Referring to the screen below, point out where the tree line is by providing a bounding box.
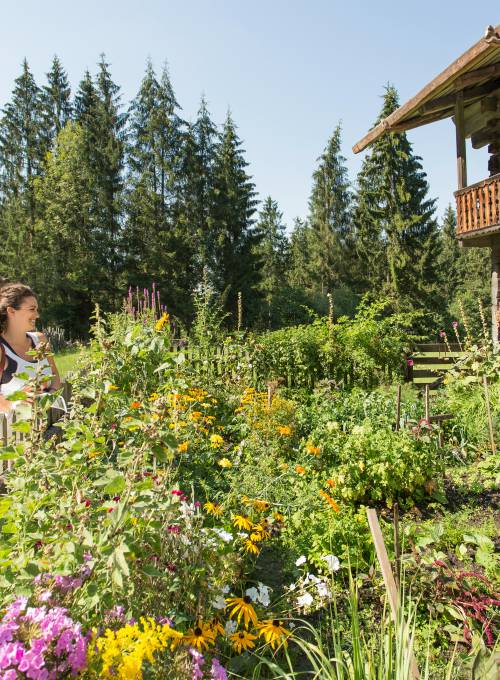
[0,56,489,336]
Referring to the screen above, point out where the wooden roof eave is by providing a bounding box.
[353,24,500,154]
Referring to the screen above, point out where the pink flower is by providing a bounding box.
[407,359,414,367]
[439,330,445,338]
[171,490,184,496]
[452,321,458,328]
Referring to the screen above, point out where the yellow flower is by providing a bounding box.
[107,384,119,392]
[277,425,292,436]
[251,523,271,540]
[182,621,216,651]
[204,501,223,517]
[233,515,252,531]
[155,312,169,332]
[190,411,203,420]
[325,478,336,488]
[210,434,224,448]
[130,401,141,410]
[209,617,225,637]
[273,511,285,522]
[230,629,257,653]
[226,596,259,628]
[295,465,306,475]
[244,539,260,555]
[306,443,321,455]
[149,392,159,401]
[257,619,290,650]
[177,441,189,453]
[218,458,232,468]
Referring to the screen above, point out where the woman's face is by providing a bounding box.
[7,296,39,333]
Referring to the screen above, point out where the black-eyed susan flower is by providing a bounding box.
[233,515,252,531]
[306,443,321,455]
[295,465,306,475]
[177,441,189,453]
[208,617,225,637]
[226,596,259,628]
[253,499,271,512]
[182,622,216,651]
[256,619,290,650]
[204,501,223,517]
[244,540,260,555]
[230,629,257,653]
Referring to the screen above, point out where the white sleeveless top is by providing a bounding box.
[0,332,52,397]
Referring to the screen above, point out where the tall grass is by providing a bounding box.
[243,575,471,680]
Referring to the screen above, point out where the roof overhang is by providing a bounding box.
[353,24,500,154]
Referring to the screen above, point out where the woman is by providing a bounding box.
[0,282,61,414]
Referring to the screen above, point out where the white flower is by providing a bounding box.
[304,573,320,584]
[321,554,340,572]
[222,584,230,594]
[297,592,314,608]
[212,595,227,610]
[316,581,331,599]
[245,587,259,602]
[288,582,296,591]
[212,528,233,543]
[257,583,271,607]
[295,555,307,566]
[224,620,238,635]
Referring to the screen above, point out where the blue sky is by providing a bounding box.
[0,1,495,229]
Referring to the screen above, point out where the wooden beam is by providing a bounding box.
[420,78,500,115]
[455,91,467,189]
[471,119,500,149]
[454,62,500,89]
[492,244,500,347]
[353,25,500,153]
[482,96,498,113]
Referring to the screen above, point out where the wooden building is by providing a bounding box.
[353,24,500,343]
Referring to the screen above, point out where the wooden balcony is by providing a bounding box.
[455,174,500,239]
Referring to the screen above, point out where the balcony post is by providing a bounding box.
[455,91,467,189]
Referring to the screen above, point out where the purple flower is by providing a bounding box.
[189,647,204,680]
[211,658,229,680]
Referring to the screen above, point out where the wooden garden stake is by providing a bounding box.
[367,508,420,679]
[395,385,402,431]
[424,385,430,422]
[393,502,401,587]
[483,375,497,455]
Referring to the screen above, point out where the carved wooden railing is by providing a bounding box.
[455,173,500,236]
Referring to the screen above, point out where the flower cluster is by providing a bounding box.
[0,597,87,679]
[89,617,182,679]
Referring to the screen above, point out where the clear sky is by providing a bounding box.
[0,1,496,229]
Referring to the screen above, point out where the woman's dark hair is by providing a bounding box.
[0,283,37,333]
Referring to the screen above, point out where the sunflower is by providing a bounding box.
[182,622,216,651]
[233,515,252,531]
[204,501,223,517]
[257,619,290,650]
[230,629,257,653]
[226,596,259,628]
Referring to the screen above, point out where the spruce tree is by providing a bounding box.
[41,56,72,144]
[0,59,46,245]
[308,124,351,293]
[124,61,190,314]
[210,112,259,322]
[352,85,442,319]
[253,196,289,327]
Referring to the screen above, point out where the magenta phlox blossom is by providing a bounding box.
[189,647,204,680]
[0,603,87,678]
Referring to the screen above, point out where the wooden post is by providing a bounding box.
[483,375,497,455]
[367,508,420,679]
[424,385,430,422]
[455,91,467,189]
[395,385,402,432]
